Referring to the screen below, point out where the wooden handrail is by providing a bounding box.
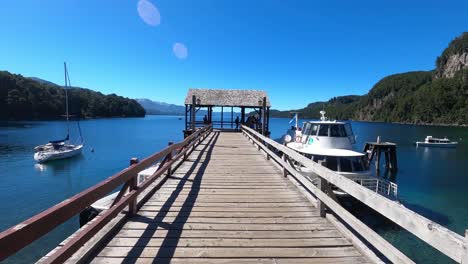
[0,125,212,262]
[241,125,467,263]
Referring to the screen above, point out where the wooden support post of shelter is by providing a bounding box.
[184,88,271,136]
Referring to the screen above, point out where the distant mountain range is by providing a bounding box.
[136,99,186,115]
[273,32,468,126]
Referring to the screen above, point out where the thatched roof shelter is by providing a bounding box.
[184,89,271,107]
[184,88,271,137]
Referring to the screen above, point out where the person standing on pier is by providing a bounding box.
[235,116,240,130]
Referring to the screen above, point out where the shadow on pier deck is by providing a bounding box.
[89,131,369,263]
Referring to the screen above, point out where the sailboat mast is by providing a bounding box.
[64,62,70,140]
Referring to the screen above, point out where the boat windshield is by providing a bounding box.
[330,124,347,137]
[302,123,319,136]
[318,124,329,136]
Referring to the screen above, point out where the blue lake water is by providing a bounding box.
[1,115,467,263]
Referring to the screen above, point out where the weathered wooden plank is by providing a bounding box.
[105,237,352,247]
[158,185,290,189]
[138,206,315,213]
[97,246,362,258]
[151,194,302,200]
[127,216,323,224]
[142,201,312,207]
[162,182,288,187]
[136,211,320,218]
[122,222,334,231]
[154,190,300,195]
[90,257,370,264]
[114,229,344,239]
[142,197,308,203]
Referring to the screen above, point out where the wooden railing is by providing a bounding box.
[0,125,212,263]
[241,125,468,264]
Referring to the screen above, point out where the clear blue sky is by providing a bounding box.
[1,0,467,110]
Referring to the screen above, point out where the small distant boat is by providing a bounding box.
[34,63,84,163]
[416,136,457,148]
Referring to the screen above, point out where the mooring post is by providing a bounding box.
[391,146,398,170]
[384,150,390,169]
[167,141,173,177]
[318,177,327,217]
[128,157,139,216]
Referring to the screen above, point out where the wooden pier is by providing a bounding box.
[0,89,467,263]
[88,131,369,263]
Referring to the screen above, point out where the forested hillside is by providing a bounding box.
[1,71,145,120]
[274,32,468,126]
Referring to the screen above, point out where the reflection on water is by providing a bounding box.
[34,163,47,172]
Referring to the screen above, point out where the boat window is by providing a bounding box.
[344,123,356,144]
[310,124,319,136]
[325,156,338,171]
[302,123,311,135]
[330,124,346,137]
[318,124,329,136]
[313,155,325,163]
[339,157,353,172]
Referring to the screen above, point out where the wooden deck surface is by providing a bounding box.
[90,132,370,263]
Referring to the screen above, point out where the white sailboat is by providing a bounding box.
[34,63,84,163]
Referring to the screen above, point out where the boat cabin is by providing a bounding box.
[425,136,450,143]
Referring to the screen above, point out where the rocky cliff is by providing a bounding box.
[435,32,468,78]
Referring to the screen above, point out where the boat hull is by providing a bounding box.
[416,142,457,148]
[34,145,83,163]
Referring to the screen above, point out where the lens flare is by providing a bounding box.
[173,42,188,59]
[137,0,161,26]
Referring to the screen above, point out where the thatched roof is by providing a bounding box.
[184,89,271,107]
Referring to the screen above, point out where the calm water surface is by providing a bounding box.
[1,116,467,263]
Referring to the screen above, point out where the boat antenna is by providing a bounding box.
[64,62,70,143]
[320,110,327,121]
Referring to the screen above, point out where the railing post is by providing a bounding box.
[282,153,288,177]
[462,230,468,263]
[266,142,270,160]
[167,142,173,177]
[318,177,328,218]
[128,158,139,216]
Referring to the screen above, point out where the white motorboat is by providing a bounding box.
[284,111,370,176]
[283,111,397,199]
[34,63,84,163]
[416,136,458,148]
